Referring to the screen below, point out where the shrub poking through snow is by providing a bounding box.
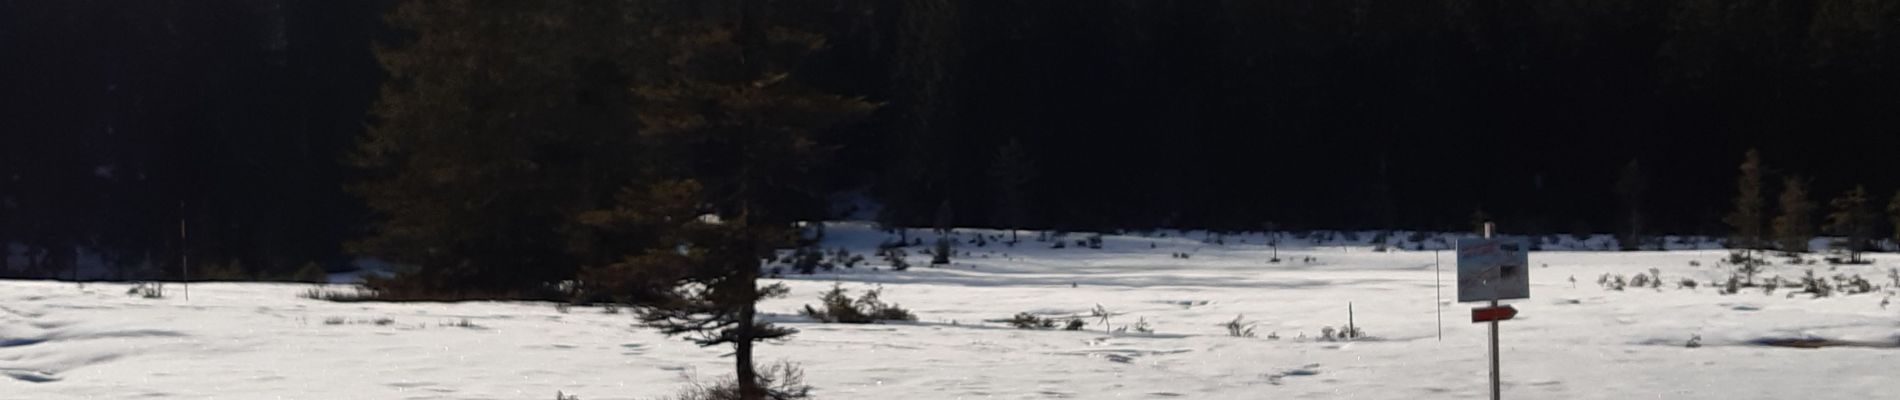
[800,284,914,323]
[853,287,915,322]
[1338,324,1365,340]
[1801,270,1834,298]
[1686,334,1703,348]
[1062,318,1086,331]
[997,312,1100,331]
[788,246,826,274]
[1723,275,1742,294]
[127,282,164,298]
[832,248,864,269]
[1006,312,1058,329]
[300,285,386,302]
[1629,273,1652,289]
[304,286,362,301]
[878,248,911,271]
[1842,274,1877,295]
[1678,278,1699,290]
[660,360,811,400]
[1225,314,1257,338]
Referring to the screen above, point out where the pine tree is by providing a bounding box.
[1613,159,1646,250]
[585,2,876,399]
[1771,176,1815,253]
[1824,185,1877,263]
[1722,149,1765,256]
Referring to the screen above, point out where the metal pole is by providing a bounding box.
[1435,249,1442,341]
[1484,222,1498,400]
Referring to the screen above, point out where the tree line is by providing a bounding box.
[1720,149,1895,264]
[7,0,1900,280]
[0,0,380,280]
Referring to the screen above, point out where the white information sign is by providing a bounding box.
[1456,237,1530,303]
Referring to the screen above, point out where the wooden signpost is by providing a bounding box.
[1458,222,1528,400]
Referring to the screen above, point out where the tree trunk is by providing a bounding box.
[735,299,761,400]
[733,1,766,397]
[733,226,764,399]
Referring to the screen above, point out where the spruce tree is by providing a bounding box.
[1824,185,1877,263]
[1613,159,1646,250]
[1889,190,1900,248]
[931,200,953,264]
[989,138,1035,244]
[878,0,964,240]
[584,2,876,398]
[1771,176,1815,253]
[1722,149,1765,257]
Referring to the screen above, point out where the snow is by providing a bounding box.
[3,222,1897,399]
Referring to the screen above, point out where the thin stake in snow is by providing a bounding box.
[180,200,189,301]
[1348,302,1355,341]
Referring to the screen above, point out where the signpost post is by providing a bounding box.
[1458,222,1529,400]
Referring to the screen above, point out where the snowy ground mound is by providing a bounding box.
[4,222,1897,399]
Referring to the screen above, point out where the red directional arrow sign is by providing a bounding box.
[1471,305,1517,323]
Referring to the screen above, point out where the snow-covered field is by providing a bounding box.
[4,223,1898,399]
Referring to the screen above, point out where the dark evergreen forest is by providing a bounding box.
[6,0,1900,280]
